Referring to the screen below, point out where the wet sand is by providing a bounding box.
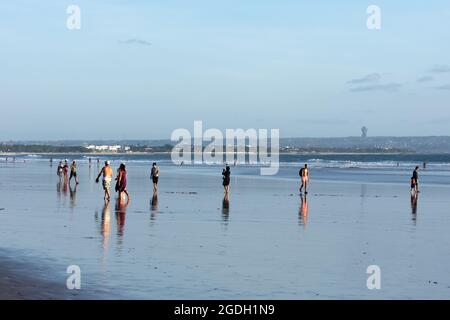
[0,249,90,299]
[1,161,450,299]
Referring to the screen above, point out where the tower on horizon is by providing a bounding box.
[361,126,368,138]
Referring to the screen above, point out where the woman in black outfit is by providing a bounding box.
[222,165,231,194]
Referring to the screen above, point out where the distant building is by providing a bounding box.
[361,126,368,138]
[86,145,124,152]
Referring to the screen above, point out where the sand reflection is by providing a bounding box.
[222,194,230,225]
[115,197,129,240]
[101,202,111,251]
[298,194,309,227]
[69,184,77,209]
[150,191,158,222]
[410,192,418,223]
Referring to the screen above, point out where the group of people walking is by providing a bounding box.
[94,161,160,203]
[55,158,423,206]
[57,159,79,185]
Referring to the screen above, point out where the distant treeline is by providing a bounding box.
[0,144,91,153]
[129,144,173,152]
[281,147,415,154]
[0,144,414,154]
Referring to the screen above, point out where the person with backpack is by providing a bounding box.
[299,164,309,194]
[222,165,231,194]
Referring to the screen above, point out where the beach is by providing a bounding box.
[1,156,450,299]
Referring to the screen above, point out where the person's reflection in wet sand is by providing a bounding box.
[298,194,309,227]
[222,193,230,225]
[62,178,69,195]
[69,184,77,209]
[101,201,111,252]
[57,181,62,195]
[115,196,130,241]
[410,191,418,223]
[150,191,158,222]
[56,181,63,206]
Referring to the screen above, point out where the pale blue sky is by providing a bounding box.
[1,0,449,140]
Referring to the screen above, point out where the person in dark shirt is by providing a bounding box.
[69,160,79,185]
[411,166,420,193]
[222,166,231,194]
[151,162,160,193]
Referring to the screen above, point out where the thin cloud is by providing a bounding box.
[434,84,450,90]
[417,76,434,83]
[347,73,381,84]
[424,116,450,125]
[294,118,352,125]
[430,64,450,73]
[119,38,152,46]
[350,83,402,92]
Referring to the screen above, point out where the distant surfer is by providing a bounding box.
[299,164,309,194]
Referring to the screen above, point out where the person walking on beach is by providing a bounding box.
[96,161,113,201]
[222,165,231,194]
[150,162,160,193]
[69,160,79,185]
[299,164,309,194]
[57,161,63,180]
[62,159,69,183]
[411,166,420,193]
[115,163,130,201]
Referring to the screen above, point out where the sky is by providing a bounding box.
[1,0,450,140]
